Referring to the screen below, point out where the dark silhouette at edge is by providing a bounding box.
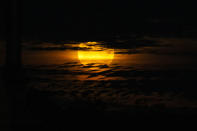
[2,0,25,130]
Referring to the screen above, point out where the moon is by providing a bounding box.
[78,42,114,65]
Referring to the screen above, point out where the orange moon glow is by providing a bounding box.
[78,42,114,65]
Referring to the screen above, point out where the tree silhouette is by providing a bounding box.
[6,0,21,68]
[5,0,23,129]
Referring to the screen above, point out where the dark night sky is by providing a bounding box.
[1,0,197,39]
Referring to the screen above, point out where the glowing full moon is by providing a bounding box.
[78,42,114,65]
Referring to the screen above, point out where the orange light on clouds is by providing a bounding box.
[78,42,114,65]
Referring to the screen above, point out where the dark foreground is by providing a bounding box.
[17,87,197,130]
[1,71,197,130]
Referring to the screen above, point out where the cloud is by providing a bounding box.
[23,37,160,52]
